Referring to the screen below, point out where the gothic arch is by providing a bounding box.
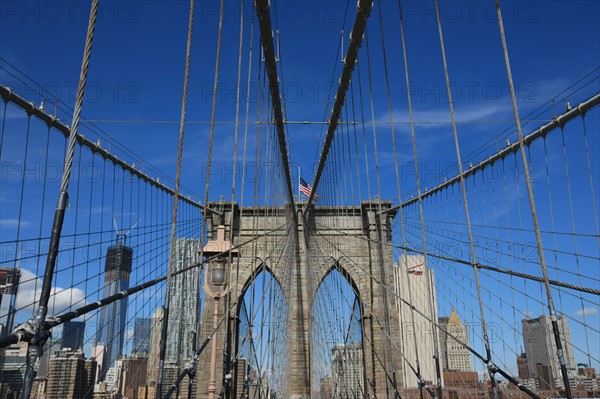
[233,261,290,397]
[311,259,367,398]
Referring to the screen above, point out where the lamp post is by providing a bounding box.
[203,225,238,399]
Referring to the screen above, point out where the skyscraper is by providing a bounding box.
[121,355,149,398]
[146,307,164,386]
[438,307,473,372]
[46,349,96,398]
[61,320,85,350]
[105,358,124,393]
[0,267,21,389]
[522,315,576,388]
[0,267,21,338]
[160,363,180,397]
[94,239,133,381]
[132,317,151,355]
[165,238,201,365]
[331,343,364,397]
[393,254,441,388]
[37,338,62,378]
[234,358,248,399]
[0,343,27,396]
[517,352,529,379]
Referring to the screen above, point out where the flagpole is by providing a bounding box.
[298,166,301,201]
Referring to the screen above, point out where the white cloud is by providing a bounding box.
[0,219,29,228]
[382,101,508,126]
[15,268,87,317]
[575,308,598,317]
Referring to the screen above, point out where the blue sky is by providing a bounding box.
[1,0,599,383]
[1,0,598,200]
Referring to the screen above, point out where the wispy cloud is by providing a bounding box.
[375,76,574,133]
[0,218,29,228]
[575,308,598,317]
[379,101,508,126]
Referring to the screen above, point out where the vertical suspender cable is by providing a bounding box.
[223,1,245,397]
[156,0,195,396]
[580,114,600,250]
[18,1,99,397]
[308,0,374,208]
[0,115,30,385]
[196,0,225,398]
[377,0,429,394]
[255,0,296,211]
[495,1,572,397]
[433,1,498,398]
[396,0,444,396]
[0,101,7,159]
[364,29,394,396]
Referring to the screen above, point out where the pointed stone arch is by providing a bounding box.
[311,259,368,398]
[196,201,402,399]
[233,262,290,398]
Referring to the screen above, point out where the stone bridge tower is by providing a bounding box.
[195,201,401,398]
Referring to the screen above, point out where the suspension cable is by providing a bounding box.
[19,1,99,396]
[496,1,573,396]
[156,0,196,395]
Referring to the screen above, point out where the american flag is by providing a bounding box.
[300,177,319,201]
